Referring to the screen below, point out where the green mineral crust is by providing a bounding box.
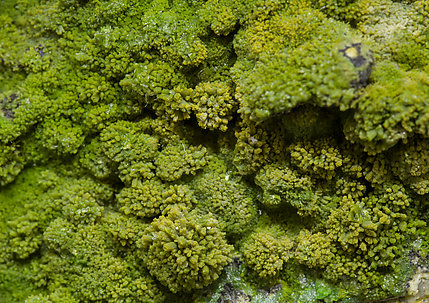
[0,0,428,302]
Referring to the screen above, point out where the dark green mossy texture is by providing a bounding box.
[0,0,428,302]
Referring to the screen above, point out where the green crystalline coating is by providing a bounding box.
[0,0,428,302]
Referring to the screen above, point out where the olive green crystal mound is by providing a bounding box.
[138,206,233,293]
[0,0,428,302]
